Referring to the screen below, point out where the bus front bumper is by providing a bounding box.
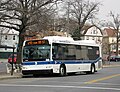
[22,69,53,75]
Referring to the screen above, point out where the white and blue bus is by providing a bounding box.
[21,36,102,76]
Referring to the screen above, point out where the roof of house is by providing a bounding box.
[0,29,19,35]
[82,25,103,35]
[103,28,116,37]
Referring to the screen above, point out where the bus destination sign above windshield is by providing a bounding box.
[25,40,48,45]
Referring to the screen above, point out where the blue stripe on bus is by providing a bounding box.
[22,57,101,65]
[22,61,55,65]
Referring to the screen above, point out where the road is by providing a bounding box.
[0,63,120,92]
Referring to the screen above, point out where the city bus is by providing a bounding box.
[21,36,102,76]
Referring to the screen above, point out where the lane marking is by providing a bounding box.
[0,84,120,91]
[85,74,120,84]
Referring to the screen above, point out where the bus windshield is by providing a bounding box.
[23,45,50,61]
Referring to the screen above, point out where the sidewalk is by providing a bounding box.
[103,61,120,68]
[0,72,22,80]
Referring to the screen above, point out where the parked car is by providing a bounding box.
[110,55,120,62]
[8,54,17,64]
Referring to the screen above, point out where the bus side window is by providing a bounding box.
[52,49,57,60]
[56,47,63,60]
[52,46,61,60]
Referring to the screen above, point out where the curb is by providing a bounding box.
[103,64,120,68]
[0,73,22,80]
[0,76,22,80]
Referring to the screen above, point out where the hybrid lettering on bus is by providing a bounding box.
[21,36,102,76]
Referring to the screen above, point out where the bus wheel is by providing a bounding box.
[86,64,95,74]
[59,65,66,76]
[90,64,95,74]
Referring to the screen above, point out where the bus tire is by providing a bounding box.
[59,65,66,77]
[86,64,95,74]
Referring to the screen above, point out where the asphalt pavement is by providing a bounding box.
[0,59,120,80]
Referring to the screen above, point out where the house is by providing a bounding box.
[102,28,118,55]
[81,25,103,44]
[0,29,19,58]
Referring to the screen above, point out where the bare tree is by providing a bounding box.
[108,11,120,56]
[0,0,60,64]
[63,0,100,39]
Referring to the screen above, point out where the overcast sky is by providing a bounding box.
[96,0,120,20]
[59,0,120,21]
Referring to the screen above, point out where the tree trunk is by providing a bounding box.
[116,29,119,56]
[17,32,25,64]
[116,36,119,56]
[78,23,83,40]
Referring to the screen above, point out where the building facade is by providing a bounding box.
[81,25,103,44]
[0,29,19,58]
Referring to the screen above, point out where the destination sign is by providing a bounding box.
[25,40,49,45]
